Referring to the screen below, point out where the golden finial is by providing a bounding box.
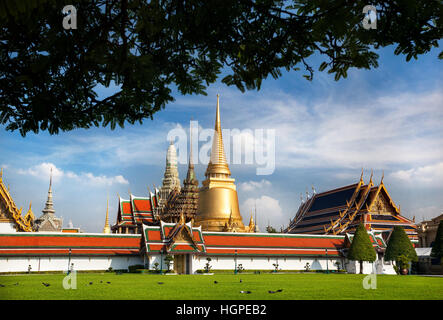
[0,167,3,180]
[249,212,254,226]
[179,209,185,225]
[381,170,384,184]
[103,195,111,234]
[369,169,373,184]
[360,168,364,182]
[216,94,221,132]
[205,94,230,176]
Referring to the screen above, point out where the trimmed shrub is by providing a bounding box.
[128,264,144,273]
[385,226,418,268]
[347,223,376,274]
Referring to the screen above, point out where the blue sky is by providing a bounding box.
[1,45,442,232]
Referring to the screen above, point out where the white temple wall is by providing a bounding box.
[191,255,345,273]
[146,254,166,270]
[1,254,397,274]
[0,223,16,233]
[0,256,144,273]
[344,258,397,275]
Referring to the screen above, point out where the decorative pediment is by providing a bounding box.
[369,188,398,215]
[142,219,205,254]
[0,170,34,232]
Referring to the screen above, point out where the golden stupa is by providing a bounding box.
[195,95,246,232]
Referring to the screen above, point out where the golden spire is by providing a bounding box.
[103,196,111,234]
[196,95,245,232]
[205,94,231,177]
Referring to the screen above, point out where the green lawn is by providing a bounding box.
[0,273,442,300]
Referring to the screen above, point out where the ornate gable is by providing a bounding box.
[142,218,205,254]
[368,186,398,215]
[0,169,34,232]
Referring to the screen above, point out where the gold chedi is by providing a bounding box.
[195,95,246,232]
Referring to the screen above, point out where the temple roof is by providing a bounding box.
[142,221,205,254]
[113,188,161,229]
[286,172,417,243]
[0,169,34,232]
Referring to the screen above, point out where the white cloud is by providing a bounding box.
[205,87,443,171]
[239,179,272,192]
[241,195,284,231]
[411,206,442,222]
[17,162,129,186]
[389,162,443,186]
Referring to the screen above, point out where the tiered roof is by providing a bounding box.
[286,172,417,243]
[141,220,345,257]
[344,231,387,251]
[0,224,346,259]
[142,219,205,254]
[113,189,161,230]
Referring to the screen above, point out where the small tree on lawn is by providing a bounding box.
[385,226,418,273]
[430,220,443,264]
[164,255,174,273]
[334,261,341,271]
[347,223,376,274]
[272,262,279,273]
[204,257,212,273]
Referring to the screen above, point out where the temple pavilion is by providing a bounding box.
[285,171,418,245]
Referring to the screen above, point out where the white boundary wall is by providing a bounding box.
[1,254,395,274]
[0,223,16,233]
[190,255,345,274]
[0,256,144,273]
